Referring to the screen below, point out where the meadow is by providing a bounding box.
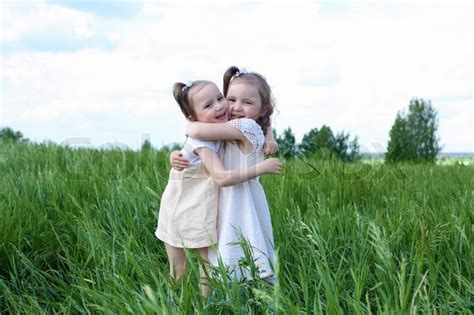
[0,142,472,314]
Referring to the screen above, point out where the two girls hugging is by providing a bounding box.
[155,66,281,296]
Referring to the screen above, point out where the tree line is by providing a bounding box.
[1,98,442,163]
[273,125,361,162]
[272,98,440,163]
[0,127,28,143]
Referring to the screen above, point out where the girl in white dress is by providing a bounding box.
[156,80,281,295]
[172,67,278,282]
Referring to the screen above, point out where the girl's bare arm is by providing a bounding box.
[263,126,279,156]
[187,122,245,142]
[196,147,281,187]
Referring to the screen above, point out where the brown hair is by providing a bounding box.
[172,80,211,121]
[223,66,274,135]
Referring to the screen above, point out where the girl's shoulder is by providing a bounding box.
[228,118,264,151]
[186,136,220,148]
[228,118,263,135]
[183,137,221,158]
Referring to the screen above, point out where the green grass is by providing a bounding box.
[1,142,472,313]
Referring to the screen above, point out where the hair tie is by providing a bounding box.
[231,67,248,82]
[236,67,248,77]
[181,80,194,92]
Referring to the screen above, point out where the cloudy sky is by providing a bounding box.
[1,0,472,152]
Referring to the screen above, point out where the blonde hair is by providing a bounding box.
[223,66,274,135]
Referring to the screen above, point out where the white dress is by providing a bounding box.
[209,118,275,281]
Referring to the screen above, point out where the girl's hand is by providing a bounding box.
[260,158,282,175]
[263,127,279,156]
[170,151,189,171]
[263,141,279,156]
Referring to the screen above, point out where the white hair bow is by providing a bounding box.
[181,80,194,92]
[236,67,248,76]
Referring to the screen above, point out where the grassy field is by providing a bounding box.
[0,142,472,314]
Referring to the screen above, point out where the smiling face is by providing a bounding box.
[189,82,229,123]
[226,82,263,121]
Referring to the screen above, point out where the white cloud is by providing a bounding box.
[1,1,95,42]
[1,1,472,152]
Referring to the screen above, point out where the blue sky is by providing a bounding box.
[1,0,473,152]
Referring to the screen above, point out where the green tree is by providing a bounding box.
[386,98,441,163]
[298,125,360,162]
[334,131,361,162]
[275,127,297,159]
[386,112,411,162]
[141,139,153,151]
[299,127,318,156]
[314,125,335,154]
[0,127,28,143]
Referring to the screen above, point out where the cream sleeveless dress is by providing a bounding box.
[209,118,275,281]
[155,138,221,248]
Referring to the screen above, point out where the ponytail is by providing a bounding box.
[223,66,240,96]
[172,82,196,120]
